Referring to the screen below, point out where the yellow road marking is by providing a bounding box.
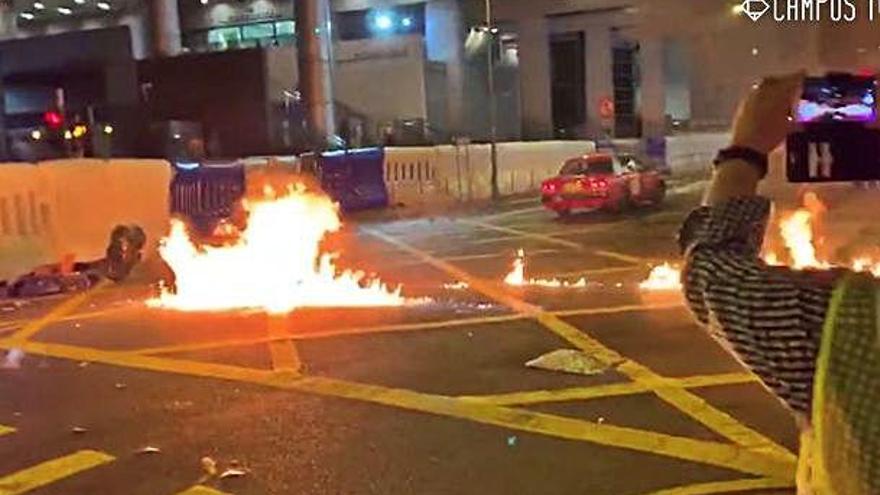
[459,372,757,406]
[175,486,230,495]
[365,228,797,472]
[436,248,560,263]
[0,306,132,334]
[267,315,301,375]
[546,265,644,278]
[0,425,15,437]
[643,477,795,495]
[0,449,114,495]
[128,303,682,358]
[594,249,650,265]
[130,313,526,356]
[7,280,110,343]
[457,218,583,249]
[0,337,789,479]
[553,302,684,318]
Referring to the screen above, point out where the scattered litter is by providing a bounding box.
[443,281,469,290]
[220,468,248,479]
[506,435,518,447]
[78,361,90,368]
[166,400,194,411]
[525,349,611,376]
[597,417,606,424]
[74,323,82,329]
[136,446,161,455]
[201,456,218,477]
[615,282,624,289]
[72,426,88,434]
[114,383,127,390]
[467,332,474,338]
[2,349,25,369]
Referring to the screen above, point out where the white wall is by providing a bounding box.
[334,36,429,128]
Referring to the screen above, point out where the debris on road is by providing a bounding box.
[525,349,610,376]
[136,446,162,455]
[114,382,127,390]
[443,281,469,290]
[78,361,90,368]
[506,436,518,447]
[597,417,606,424]
[72,426,88,434]
[1,348,25,370]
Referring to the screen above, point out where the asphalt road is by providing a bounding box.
[0,189,800,495]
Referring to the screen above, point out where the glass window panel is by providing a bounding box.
[242,22,275,41]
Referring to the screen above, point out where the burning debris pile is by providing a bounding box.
[149,184,406,313]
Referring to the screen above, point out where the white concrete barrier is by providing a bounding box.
[385,140,595,204]
[0,164,55,282]
[0,159,172,281]
[666,132,730,175]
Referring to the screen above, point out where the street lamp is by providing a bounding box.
[484,0,500,201]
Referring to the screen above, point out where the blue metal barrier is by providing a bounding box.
[318,148,389,212]
[170,162,245,235]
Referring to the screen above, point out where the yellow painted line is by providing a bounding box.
[545,265,644,278]
[365,228,797,471]
[436,248,560,263]
[0,306,131,334]
[130,313,526,356]
[553,302,685,318]
[7,280,110,343]
[459,372,757,406]
[175,486,230,495]
[0,449,114,495]
[457,218,583,249]
[594,249,651,265]
[643,477,795,495]
[267,315,301,375]
[0,424,15,437]
[0,338,789,479]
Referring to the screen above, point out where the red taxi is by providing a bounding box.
[541,153,666,217]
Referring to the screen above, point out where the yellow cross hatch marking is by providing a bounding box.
[0,449,114,495]
[365,227,797,475]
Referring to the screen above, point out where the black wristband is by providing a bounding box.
[713,146,768,179]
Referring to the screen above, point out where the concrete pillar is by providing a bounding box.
[585,26,613,139]
[296,0,336,147]
[0,2,17,41]
[639,36,666,139]
[149,0,182,57]
[425,0,464,135]
[516,17,553,139]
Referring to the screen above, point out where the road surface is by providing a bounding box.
[0,190,799,495]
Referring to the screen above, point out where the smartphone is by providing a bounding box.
[796,75,877,124]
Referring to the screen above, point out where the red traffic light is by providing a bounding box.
[43,110,64,129]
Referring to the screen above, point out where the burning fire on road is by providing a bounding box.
[149,184,406,313]
[639,191,880,292]
[504,249,588,288]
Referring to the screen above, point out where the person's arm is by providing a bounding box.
[680,72,834,416]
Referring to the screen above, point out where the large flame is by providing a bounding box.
[764,192,880,275]
[149,184,405,313]
[504,249,588,288]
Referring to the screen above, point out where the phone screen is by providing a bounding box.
[797,76,877,123]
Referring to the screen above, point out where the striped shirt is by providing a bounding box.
[679,197,837,414]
